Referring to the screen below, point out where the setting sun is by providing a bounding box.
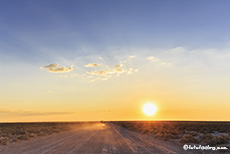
[142,103,157,116]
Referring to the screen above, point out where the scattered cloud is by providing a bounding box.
[57,73,79,78]
[87,70,109,76]
[114,68,124,73]
[0,109,74,116]
[39,47,230,87]
[84,63,101,68]
[146,56,159,62]
[115,64,123,68]
[126,68,134,75]
[120,55,136,64]
[86,62,137,82]
[86,71,94,75]
[146,56,172,68]
[41,64,73,73]
[43,54,139,82]
[97,70,109,76]
[120,60,127,64]
[129,55,136,59]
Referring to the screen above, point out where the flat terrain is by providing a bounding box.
[0,122,194,154]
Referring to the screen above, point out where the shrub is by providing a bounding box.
[180,134,199,143]
[200,134,217,145]
[28,133,37,138]
[156,132,164,138]
[37,131,47,136]
[0,137,9,145]
[17,134,29,140]
[216,135,229,144]
[12,137,18,142]
[188,131,198,136]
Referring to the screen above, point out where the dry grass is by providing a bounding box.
[180,134,199,143]
[0,122,87,146]
[112,121,230,146]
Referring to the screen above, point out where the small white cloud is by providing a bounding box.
[113,68,124,73]
[87,70,109,76]
[41,64,73,73]
[146,56,159,62]
[87,71,95,75]
[115,64,123,68]
[171,46,186,53]
[129,55,136,59]
[97,70,108,76]
[89,77,102,82]
[84,57,138,82]
[0,109,73,116]
[84,63,101,67]
[120,60,127,64]
[120,55,136,64]
[159,62,173,67]
[126,68,134,75]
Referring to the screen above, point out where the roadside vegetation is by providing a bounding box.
[0,122,87,146]
[112,121,230,150]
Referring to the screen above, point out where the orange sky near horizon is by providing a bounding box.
[1,54,230,122]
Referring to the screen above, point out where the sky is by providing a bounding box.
[0,0,230,122]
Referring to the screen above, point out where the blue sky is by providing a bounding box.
[1,0,230,63]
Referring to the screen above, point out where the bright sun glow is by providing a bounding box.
[142,103,157,116]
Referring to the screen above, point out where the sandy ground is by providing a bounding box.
[0,123,217,154]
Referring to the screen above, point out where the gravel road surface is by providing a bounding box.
[0,123,200,154]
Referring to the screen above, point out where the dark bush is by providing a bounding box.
[180,134,199,143]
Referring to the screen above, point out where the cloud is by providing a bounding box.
[41,64,73,73]
[146,56,159,62]
[50,54,138,81]
[126,68,134,75]
[119,55,136,64]
[146,56,172,67]
[0,109,74,116]
[89,77,102,82]
[129,55,136,59]
[87,70,109,76]
[115,64,123,68]
[97,70,108,76]
[114,68,124,73]
[86,71,95,75]
[85,62,137,82]
[84,63,101,67]
[120,60,127,63]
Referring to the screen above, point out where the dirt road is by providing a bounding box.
[0,123,194,154]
